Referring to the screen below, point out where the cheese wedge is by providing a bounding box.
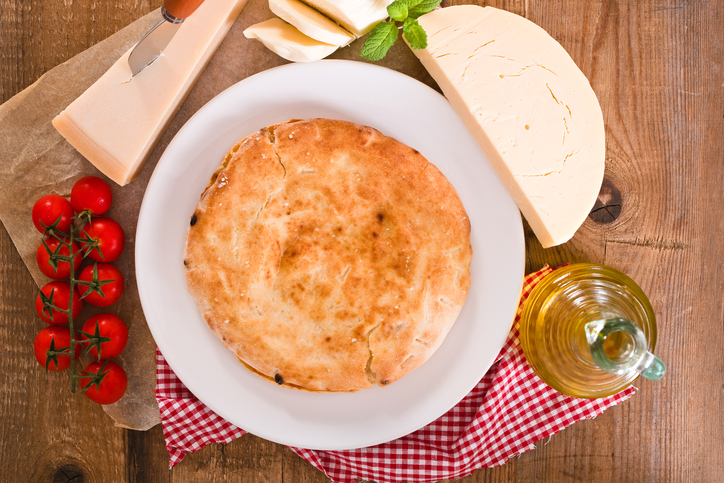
[244,18,338,63]
[269,0,355,46]
[411,6,606,248]
[52,0,248,186]
[300,0,392,36]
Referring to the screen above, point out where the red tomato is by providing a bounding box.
[79,217,125,262]
[77,264,124,307]
[34,326,81,371]
[35,281,82,324]
[81,313,128,359]
[36,237,82,279]
[71,176,113,216]
[31,195,74,234]
[80,360,127,404]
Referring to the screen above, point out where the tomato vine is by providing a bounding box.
[32,176,128,404]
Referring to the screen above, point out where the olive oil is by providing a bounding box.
[519,264,658,399]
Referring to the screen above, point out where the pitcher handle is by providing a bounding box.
[584,318,666,381]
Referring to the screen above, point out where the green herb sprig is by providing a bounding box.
[360,0,441,61]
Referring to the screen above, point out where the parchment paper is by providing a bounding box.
[0,0,437,430]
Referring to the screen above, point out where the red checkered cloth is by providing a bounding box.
[156,266,636,481]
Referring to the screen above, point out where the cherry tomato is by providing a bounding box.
[36,237,82,279]
[80,360,127,405]
[81,314,128,359]
[35,281,82,324]
[79,217,125,262]
[77,263,124,307]
[71,176,113,216]
[31,195,74,234]
[34,326,81,371]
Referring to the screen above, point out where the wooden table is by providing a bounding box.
[1,0,722,481]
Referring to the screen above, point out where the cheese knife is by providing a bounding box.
[128,0,207,75]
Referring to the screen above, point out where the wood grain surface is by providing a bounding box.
[1,0,722,482]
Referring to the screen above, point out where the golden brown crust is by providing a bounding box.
[184,119,472,392]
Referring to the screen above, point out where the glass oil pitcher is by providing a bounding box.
[519,263,666,399]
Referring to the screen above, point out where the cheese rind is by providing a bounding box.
[52,0,247,186]
[244,18,339,63]
[269,0,355,46]
[412,6,606,248]
[299,0,392,37]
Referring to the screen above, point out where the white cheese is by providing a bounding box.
[269,0,355,46]
[244,18,338,63]
[299,0,393,37]
[52,0,248,186]
[412,6,606,248]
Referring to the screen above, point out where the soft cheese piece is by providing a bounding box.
[52,0,248,186]
[270,0,356,46]
[300,0,392,36]
[412,6,605,248]
[244,18,338,62]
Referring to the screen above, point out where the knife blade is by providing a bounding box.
[128,0,207,76]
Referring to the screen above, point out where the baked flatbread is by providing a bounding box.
[184,119,472,391]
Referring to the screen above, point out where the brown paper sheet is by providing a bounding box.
[0,0,437,430]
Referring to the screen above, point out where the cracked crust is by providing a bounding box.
[184,119,472,392]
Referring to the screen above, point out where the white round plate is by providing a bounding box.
[136,60,524,450]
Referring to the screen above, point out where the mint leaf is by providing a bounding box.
[408,0,441,18]
[360,21,399,61]
[387,0,409,22]
[403,17,427,50]
[360,0,431,61]
[388,0,425,22]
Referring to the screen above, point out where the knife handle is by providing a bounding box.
[162,0,206,22]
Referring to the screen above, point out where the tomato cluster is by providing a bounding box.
[31,176,128,405]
